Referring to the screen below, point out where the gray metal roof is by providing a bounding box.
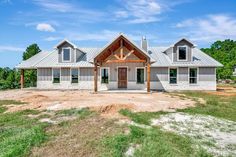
[149,47,223,67]
[16,39,223,69]
[15,51,50,69]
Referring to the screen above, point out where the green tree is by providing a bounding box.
[201,39,236,80]
[23,44,41,60]
[0,68,20,89]
[22,44,41,87]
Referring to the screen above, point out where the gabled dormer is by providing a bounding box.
[164,38,196,62]
[55,39,84,63]
[173,38,195,62]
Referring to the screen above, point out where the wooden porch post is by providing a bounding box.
[20,69,24,89]
[147,63,150,92]
[94,63,98,92]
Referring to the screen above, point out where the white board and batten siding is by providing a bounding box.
[37,68,94,90]
[150,67,216,91]
[37,66,217,91]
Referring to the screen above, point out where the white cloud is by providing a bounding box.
[175,14,236,42]
[114,0,162,24]
[0,46,24,52]
[175,19,194,28]
[114,0,191,24]
[44,36,61,41]
[33,0,73,12]
[36,23,55,32]
[32,0,106,23]
[114,11,129,18]
[68,30,124,41]
[61,29,159,44]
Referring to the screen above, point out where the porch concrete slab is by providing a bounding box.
[98,89,148,94]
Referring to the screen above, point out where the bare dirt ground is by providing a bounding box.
[152,113,236,157]
[0,89,195,117]
[210,86,236,96]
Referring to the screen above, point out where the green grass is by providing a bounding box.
[0,100,24,113]
[119,109,167,125]
[0,101,47,157]
[116,91,236,157]
[0,104,94,157]
[102,125,211,157]
[176,92,236,121]
[108,109,213,157]
[55,107,93,118]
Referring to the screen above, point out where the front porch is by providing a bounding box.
[93,34,151,93]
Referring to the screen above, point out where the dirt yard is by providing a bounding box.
[0,89,195,117]
[206,85,236,96]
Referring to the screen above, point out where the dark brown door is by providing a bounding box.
[118,68,127,88]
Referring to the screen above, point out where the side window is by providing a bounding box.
[136,68,144,84]
[71,68,79,83]
[189,68,198,84]
[178,46,187,61]
[101,68,109,84]
[53,69,60,83]
[62,48,71,62]
[169,68,177,84]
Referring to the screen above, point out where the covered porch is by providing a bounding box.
[93,34,151,93]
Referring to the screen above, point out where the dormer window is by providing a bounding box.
[177,46,187,61]
[62,48,71,62]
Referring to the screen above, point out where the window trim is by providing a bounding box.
[135,67,145,84]
[100,67,110,84]
[70,68,79,84]
[177,45,188,61]
[62,47,72,62]
[168,67,178,85]
[188,67,199,85]
[52,68,61,84]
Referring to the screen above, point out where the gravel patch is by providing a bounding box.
[151,113,236,157]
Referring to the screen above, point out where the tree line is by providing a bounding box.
[0,44,41,90]
[0,40,235,90]
[201,39,236,80]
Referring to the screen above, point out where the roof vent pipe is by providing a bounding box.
[141,36,148,52]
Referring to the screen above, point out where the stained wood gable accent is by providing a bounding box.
[94,35,150,65]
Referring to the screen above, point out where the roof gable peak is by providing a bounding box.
[54,39,78,49]
[171,38,197,47]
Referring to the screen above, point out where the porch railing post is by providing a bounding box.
[20,69,24,89]
[147,63,150,92]
[94,63,98,92]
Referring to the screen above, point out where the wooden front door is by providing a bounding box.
[118,68,127,88]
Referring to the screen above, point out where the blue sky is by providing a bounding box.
[0,0,236,68]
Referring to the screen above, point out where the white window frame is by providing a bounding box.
[188,67,199,85]
[71,68,79,84]
[100,67,110,84]
[62,47,72,62]
[135,67,145,84]
[177,46,188,61]
[52,68,61,84]
[168,67,178,85]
